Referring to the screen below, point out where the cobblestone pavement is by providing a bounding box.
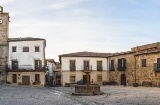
[1,84,160,105]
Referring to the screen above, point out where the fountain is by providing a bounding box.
[72,67,103,96]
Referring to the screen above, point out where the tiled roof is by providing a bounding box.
[108,51,133,57]
[59,51,111,58]
[8,37,45,42]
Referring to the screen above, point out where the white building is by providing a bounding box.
[7,37,46,86]
[59,52,110,86]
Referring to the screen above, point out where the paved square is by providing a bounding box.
[0,84,160,105]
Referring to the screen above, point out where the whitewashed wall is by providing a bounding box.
[8,40,45,69]
[61,57,108,71]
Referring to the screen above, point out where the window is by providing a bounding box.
[12,61,18,70]
[70,76,75,83]
[84,60,90,70]
[141,59,146,67]
[97,75,102,82]
[110,60,115,70]
[23,47,29,52]
[12,46,16,52]
[70,60,76,71]
[35,60,42,70]
[97,61,102,71]
[35,74,40,82]
[35,46,40,52]
[118,58,126,70]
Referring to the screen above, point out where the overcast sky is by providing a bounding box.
[1,0,160,61]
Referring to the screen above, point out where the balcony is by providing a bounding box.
[117,66,126,71]
[97,66,103,71]
[153,63,160,71]
[70,66,76,71]
[7,65,46,71]
[83,65,92,71]
[109,67,115,71]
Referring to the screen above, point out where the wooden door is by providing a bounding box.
[22,76,30,85]
[12,74,17,83]
[121,74,126,85]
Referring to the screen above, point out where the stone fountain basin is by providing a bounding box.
[72,84,103,96]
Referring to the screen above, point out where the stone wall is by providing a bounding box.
[108,53,135,86]
[0,8,9,82]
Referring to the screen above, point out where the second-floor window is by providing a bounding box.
[141,59,146,67]
[110,60,115,70]
[12,46,16,52]
[35,60,42,70]
[23,47,29,52]
[118,58,126,70]
[70,60,76,71]
[97,61,102,71]
[35,46,40,52]
[84,60,90,70]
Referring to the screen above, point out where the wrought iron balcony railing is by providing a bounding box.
[70,66,76,71]
[7,65,46,71]
[83,65,92,71]
[153,63,160,71]
[109,66,115,71]
[97,66,103,71]
[117,66,126,71]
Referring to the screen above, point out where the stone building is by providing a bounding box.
[108,42,160,87]
[0,6,9,82]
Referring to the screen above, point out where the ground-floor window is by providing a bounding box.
[70,76,75,83]
[35,74,40,82]
[97,75,102,82]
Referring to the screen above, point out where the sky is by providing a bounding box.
[1,0,160,61]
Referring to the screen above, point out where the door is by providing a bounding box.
[22,76,30,85]
[121,74,126,85]
[35,60,42,70]
[83,75,90,84]
[84,60,89,70]
[12,61,18,70]
[12,74,17,83]
[157,58,160,68]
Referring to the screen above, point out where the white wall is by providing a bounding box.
[61,57,108,71]
[8,40,45,69]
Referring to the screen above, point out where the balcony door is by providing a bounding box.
[35,60,42,70]
[12,61,18,70]
[84,60,89,70]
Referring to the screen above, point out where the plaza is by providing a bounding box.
[0,84,160,105]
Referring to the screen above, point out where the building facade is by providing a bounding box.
[108,42,160,87]
[7,37,46,86]
[0,6,9,82]
[59,52,110,86]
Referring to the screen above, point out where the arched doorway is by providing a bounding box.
[121,74,126,85]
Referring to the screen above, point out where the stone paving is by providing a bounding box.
[1,84,160,105]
